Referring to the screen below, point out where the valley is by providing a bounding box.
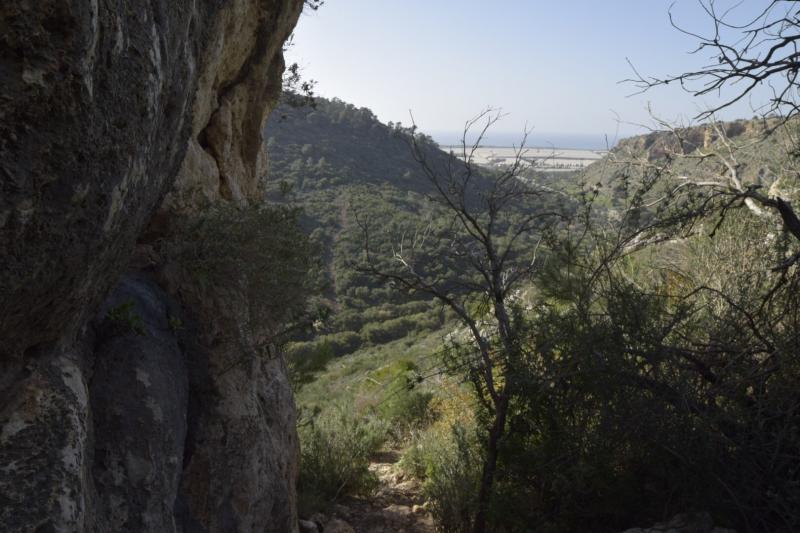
[4,2,800,532]
[267,94,800,532]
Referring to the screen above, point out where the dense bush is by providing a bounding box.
[362,311,441,345]
[289,331,362,361]
[161,204,325,390]
[287,331,363,384]
[483,211,800,532]
[402,423,481,533]
[165,204,317,341]
[424,424,482,533]
[297,404,387,516]
[398,385,481,531]
[375,360,434,434]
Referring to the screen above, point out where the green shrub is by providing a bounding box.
[410,423,480,533]
[287,340,335,385]
[326,330,362,355]
[298,404,388,516]
[376,361,433,435]
[106,300,146,336]
[287,330,364,385]
[399,427,440,480]
[361,311,440,345]
[166,205,317,340]
[361,317,411,344]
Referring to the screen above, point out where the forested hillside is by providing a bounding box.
[265,98,450,382]
[266,98,569,384]
[267,97,439,194]
[265,98,582,525]
[271,97,800,533]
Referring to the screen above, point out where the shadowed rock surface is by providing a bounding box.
[90,275,189,533]
[0,1,304,531]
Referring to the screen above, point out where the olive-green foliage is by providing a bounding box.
[276,184,447,381]
[362,312,439,345]
[106,300,146,336]
[286,306,444,386]
[287,331,362,385]
[485,209,800,533]
[297,404,388,516]
[490,286,696,532]
[407,423,481,533]
[166,204,317,339]
[267,96,439,197]
[287,340,335,385]
[375,360,433,434]
[330,300,431,332]
[266,96,485,384]
[294,329,446,430]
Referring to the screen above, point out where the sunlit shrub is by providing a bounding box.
[297,404,387,516]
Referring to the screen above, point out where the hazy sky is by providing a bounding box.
[288,1,779,146]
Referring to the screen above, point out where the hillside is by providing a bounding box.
[265,97,577,387]
[265,98,455,386]
[581,117,794,193]
[264,97,475,524]
[267,97,442,194]
[264,97,588,525]
[267,101,800,532]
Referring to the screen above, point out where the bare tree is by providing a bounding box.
[620,0,800,265]
[357,111,563,533]
[604,109,800,272]
[627,0,800,121]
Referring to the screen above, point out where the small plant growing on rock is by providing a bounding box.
[168,315,183,332]
[106,300,146,336]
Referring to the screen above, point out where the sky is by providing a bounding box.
[287,1,781,148]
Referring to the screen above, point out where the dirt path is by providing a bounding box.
[333,450,436,533]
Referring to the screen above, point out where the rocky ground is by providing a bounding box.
[301,450,435,533]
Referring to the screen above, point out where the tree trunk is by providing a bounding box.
[472,392,509,533]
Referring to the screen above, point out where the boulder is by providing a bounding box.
[299,519,320,533]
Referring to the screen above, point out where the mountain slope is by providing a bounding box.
[267,97,441,194]
[581,117,794,192]
[265,98,457,386]
[264,97,578,390]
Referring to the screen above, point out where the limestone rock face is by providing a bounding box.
[0,0,304,531]
[0,349,94,531]
[164,0,299,213]
[0,0,209,358]
[162,263,300,533]
[157,1,304,530]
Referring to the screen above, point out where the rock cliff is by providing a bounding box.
[0,1,304,531]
